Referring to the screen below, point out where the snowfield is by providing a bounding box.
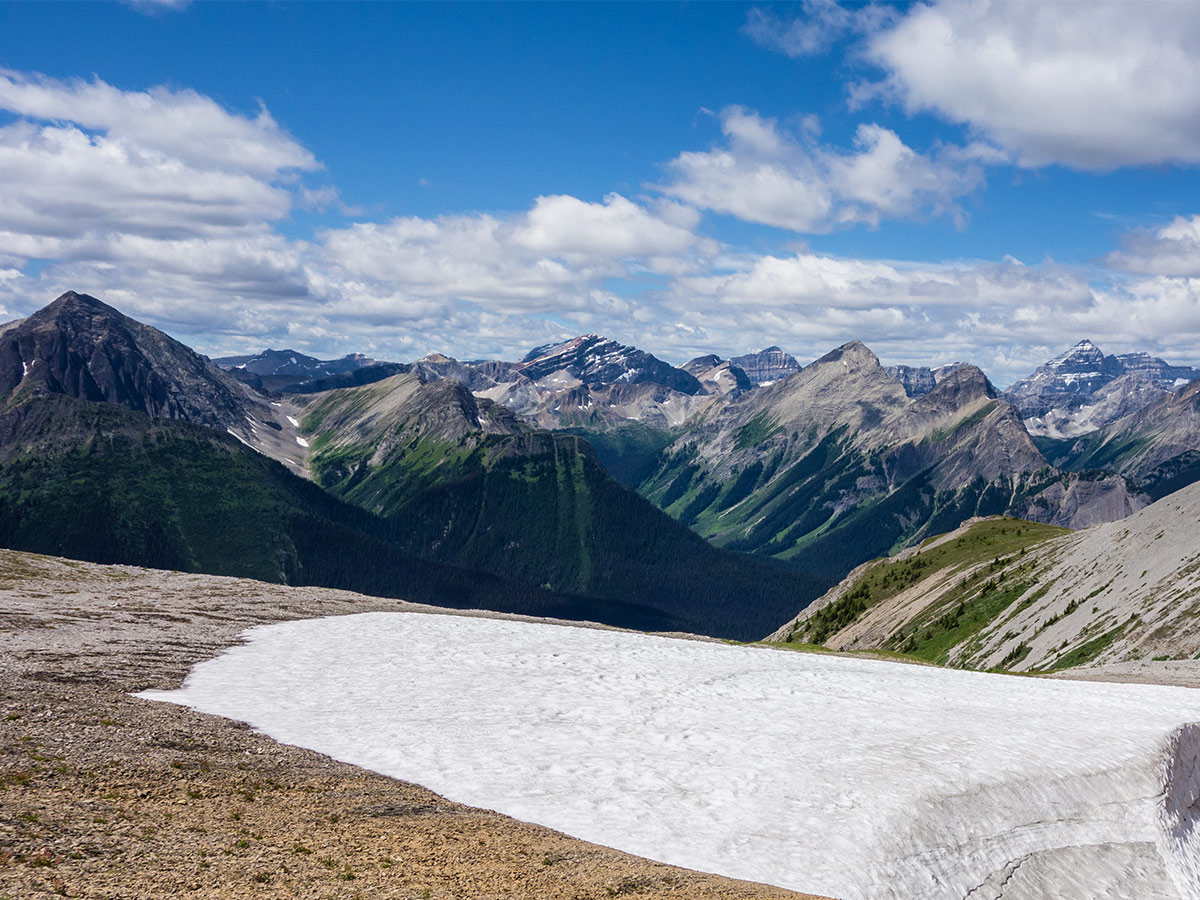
[140,612,1200,900]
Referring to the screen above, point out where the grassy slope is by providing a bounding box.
[780,518,1073,668]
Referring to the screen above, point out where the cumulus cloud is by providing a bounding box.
[655,249,1200,385]
[659,106,984,232]
[0,71,328,284]
[862,0,1200,170]
[1107,216,1200,276]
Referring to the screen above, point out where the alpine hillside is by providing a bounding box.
[768,480,1200,674]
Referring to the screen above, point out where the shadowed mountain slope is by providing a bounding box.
[293,373,827,639]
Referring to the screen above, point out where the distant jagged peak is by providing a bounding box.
[515,333,703,396]
[1046,338,1110,367]
[728,345,802,386]
[420,351,456,364]
[520,333,602,364]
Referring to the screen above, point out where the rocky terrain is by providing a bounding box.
[768,479,1200,675]
[0,548,816,900]
[1004,339,1200,433]
[636,342,1142,581]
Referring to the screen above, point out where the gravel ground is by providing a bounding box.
[0,550,820,900]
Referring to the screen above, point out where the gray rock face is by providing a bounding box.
[884,362,971,397]
[682,356,752,396]
[0,292,253,430]
[1005,340,1200,420]
[884,365,937,397]
[1023,373,1170,439]
[518,335,703,395]
[728,346,802,385]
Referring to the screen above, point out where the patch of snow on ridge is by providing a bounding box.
[286,416,300,427]
[138,613,1200,900]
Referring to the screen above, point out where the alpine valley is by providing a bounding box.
[4,291,1200,653]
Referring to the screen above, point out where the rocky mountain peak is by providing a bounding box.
[515,334,703,395]
[927,364,997,402]
[1,291,257,432]
[819,340,881,370]
[682,355,722,373]
[728,346,802,385]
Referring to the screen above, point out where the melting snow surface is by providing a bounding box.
[139,612,1200,900]
[295,436,309,448]
[286,415,301,427]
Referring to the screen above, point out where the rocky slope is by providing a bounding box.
[768,479,1200,675]
[682,355,753,396]
[639,342,1142,582]
[1040,377,1200,499]
[0,291,308,468]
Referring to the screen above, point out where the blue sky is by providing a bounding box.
[2,1,1200,385]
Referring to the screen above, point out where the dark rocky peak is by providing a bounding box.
[728,346,801,385]
[682,354,723,374]
[215,347,379,378]
[1,291,252,429]
[923,365,997,404]
[516,334,703,395]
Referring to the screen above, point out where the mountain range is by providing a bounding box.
[4,291,1200,648]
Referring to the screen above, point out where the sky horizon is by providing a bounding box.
[3,1,1200,386]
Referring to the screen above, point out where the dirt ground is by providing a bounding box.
[0,550,822,900]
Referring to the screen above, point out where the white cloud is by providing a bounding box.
[1107,216,1200,276]
[659,107,983,232]
[863,0,1200,170]
[656,250,1200,385]
[0,71,327,278]
[0,71,316,175]
[742,2,895,58]
[511,193,704,260]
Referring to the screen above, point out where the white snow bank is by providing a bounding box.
[286,415,300,427]
[138,613,1200,900]
[295,436,308,447]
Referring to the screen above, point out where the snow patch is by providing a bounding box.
[295,436,309,448]
[286,416,300,427]
[20,361,27,377]
[140,613,1200,900]
[224,428,252,448]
